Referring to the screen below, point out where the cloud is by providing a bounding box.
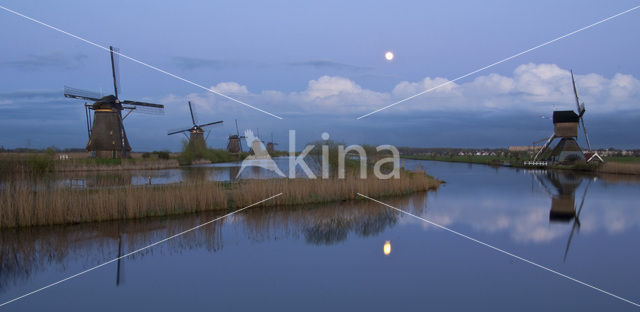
[211,81,250,95]
[1,52,87,70]
[171,56,254,70]
[0,90,62,107]
[287,60,371,72]
[172,63,640,117]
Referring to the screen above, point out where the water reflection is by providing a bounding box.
[533,170,592,261]
[0,195,421,295]
[2,161,639,311]
[533,171,587,222]
[0,216,224,293]
[383,241,391,255]
[1,157,322,190]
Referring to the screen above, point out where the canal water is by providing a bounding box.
[1,160,639,311]
[0,157,315,190]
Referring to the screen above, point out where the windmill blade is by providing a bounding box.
[235,119,240,136]
[571,71,592,151]
[123,105,164,115]
[121,100,164,108]
[188,101,197,126]
[110,46,121,98]
[563,179,591,262]
[116,235,123,286]
[574,179,592,222]
[198,120,224,129]
[121,100,164,115]
[168,128,192,135]
[64,86,102,101]
[579,116,592,152]
[570,70,584,116]
[84,103,91,139]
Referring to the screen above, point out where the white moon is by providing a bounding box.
[384,51,394,61]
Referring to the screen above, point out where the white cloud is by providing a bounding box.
[211,81,249,95]
[392,76,460,98]
[161,63,640,116]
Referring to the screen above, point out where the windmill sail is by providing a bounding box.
[571,70,591,151]
[199,120,224,128]
[189,101,196,125]
[110,46,121,98]
[64,86,101,101]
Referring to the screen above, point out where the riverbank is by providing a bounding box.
[0,152,180,174]
[0,169,440,228]
[401,155,640,176]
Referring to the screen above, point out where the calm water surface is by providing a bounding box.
[1,160,639,311]
[0,157,313,190]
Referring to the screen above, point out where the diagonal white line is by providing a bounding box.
[0,4,283,120]
[357,193,640,308]
[357,5,640,119]
[0,193,283,308]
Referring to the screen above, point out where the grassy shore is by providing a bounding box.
[402,154,640,175]
[0,152,180,175]
[597,162,640,175]
[0,169,440,229]
[402,154,519,166]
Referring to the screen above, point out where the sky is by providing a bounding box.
[0,0,639,151]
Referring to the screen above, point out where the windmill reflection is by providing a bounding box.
[533,170,592,261]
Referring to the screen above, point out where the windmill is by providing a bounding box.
[227,119,246,154]
[64,46,165,159]
[533,70,599,163]
[168,101,223,150]
[266,133,279,154]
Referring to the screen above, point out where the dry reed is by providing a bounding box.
[597,162,640,176]
[54,159,180,172]
[0,170,440,228]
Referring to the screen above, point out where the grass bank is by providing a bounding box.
[402,154,519,166]
[402,154,640,175]
[0,152,179,175]
[0,169,440,229]
[596,162,640,175]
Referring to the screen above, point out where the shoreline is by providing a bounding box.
[401,155,640,176]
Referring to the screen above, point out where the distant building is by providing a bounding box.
[508,146,537,152]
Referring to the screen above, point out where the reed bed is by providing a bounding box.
[597,162,640,176]
[0,153,179,175]
[0,170,440,228]
[54,158,180,172]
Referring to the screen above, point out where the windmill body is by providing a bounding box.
[64,46,165,159]
[266,133,278,154]
[227,135,243,154]
[168,101,222,150]
[266,142,275,154]
[227,120,246,154]
[548,110,585,163]
[86,95,131,158]
[188,129,206,150]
